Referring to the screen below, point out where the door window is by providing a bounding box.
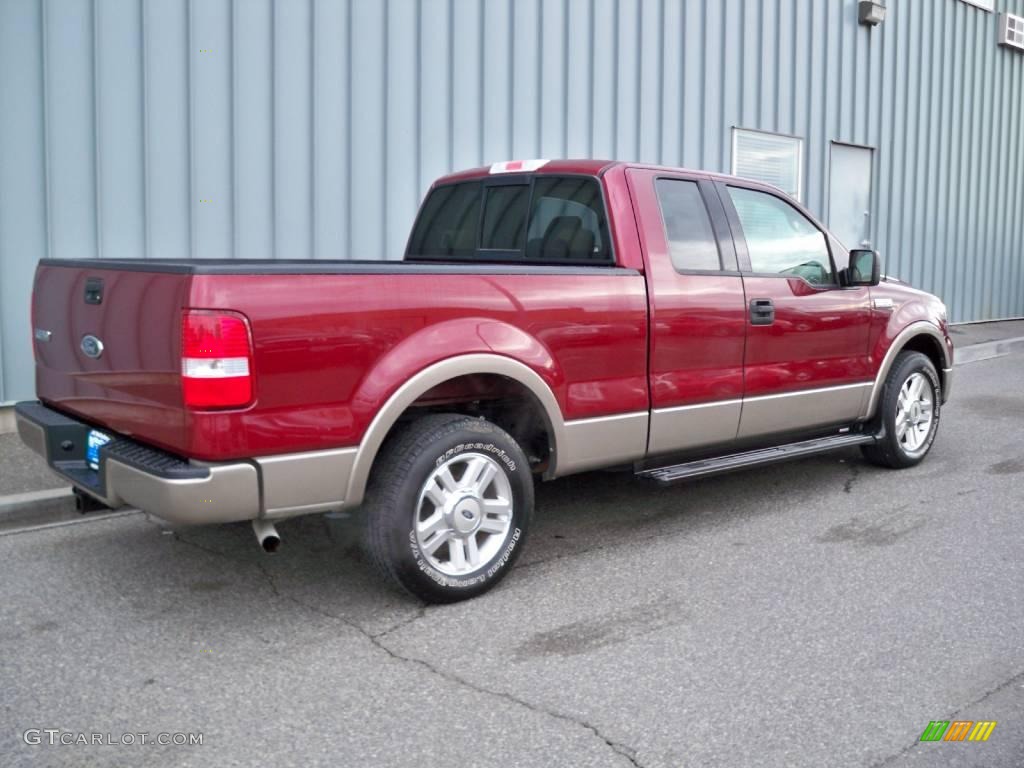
[654,179,722,272]
[728,186,834,285]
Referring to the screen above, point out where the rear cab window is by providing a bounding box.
[406,175,614,265]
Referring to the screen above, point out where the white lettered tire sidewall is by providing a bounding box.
[363,415,533,603]
[861,350,942,469]
[896,361,941,462]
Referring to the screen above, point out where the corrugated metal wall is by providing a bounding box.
[2,0,1023,403]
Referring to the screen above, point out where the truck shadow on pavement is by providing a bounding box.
[118,446,927,623]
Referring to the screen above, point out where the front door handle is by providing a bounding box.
[750,298,775,326]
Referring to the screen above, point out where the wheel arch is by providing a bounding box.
[343,354,567,507]
[863,322,952,420]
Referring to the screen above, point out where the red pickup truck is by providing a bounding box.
[16,159,953,602]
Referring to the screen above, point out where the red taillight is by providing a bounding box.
[181,310,254,409]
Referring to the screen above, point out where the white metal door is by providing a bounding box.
[828,143,874,250]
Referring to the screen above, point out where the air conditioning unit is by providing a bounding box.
[998,12,1024,52]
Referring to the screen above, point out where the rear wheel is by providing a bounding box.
[361,414,533,603]
[861,351,941,469]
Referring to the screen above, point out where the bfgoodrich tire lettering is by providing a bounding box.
[861,351,941,469]
[361,414,533,603]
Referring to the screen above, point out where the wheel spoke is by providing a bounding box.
[909,375,924,401]
[472,462,498,494]
[896,421,908,440]
[422,528,451,556]
[436,466,458,493]
[417,510,447,538]
[461,456,497,494]
[479,515,508,534]
[482,496,512,515]
[448,537,467,571]
[465,534,480,567]
[423,481,447,509]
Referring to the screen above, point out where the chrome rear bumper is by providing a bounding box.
[15,401,260,524]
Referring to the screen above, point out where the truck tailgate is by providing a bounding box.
[32,263,191,454]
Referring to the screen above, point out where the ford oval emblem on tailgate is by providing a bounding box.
[81,335,104,359]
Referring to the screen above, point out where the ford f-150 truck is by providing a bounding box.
[16,159,953,602]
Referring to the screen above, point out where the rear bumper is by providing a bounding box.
[15,401,260,525]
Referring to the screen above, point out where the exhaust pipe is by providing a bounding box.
[252,519,281,553]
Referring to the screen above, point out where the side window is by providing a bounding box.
[654,179,722,272]
[526,177,611,262]
[406,182,481,257]
[727,186,834,285]
[481,184,529,250]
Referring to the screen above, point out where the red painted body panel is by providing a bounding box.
[740,276,874,396]
[36,267,647,460]
[189,272,648,459]
[625,168,747,407]
[30,161,953,465]
[33,266,191,452]
[866,279,953,371]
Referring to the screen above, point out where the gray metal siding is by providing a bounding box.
[1,0,1023,403]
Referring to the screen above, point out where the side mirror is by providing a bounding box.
[846,249,880,287]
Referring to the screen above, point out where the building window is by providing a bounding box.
[731,128,803,202]
[999,13,1024,51]
[959,0,994,12]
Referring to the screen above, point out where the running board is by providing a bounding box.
[637,433,877,485]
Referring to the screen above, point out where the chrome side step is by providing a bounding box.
[636,432,877,485]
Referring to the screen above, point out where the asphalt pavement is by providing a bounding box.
[1,352,1022,767]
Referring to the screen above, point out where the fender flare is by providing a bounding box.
[342,354,567,507]
[862,321,952,420]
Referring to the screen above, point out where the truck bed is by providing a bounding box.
[31,258,649,462]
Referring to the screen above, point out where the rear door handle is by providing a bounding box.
[749,298,775,326]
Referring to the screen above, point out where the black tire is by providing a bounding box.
[361,414,533,603]
[860,351,942,469]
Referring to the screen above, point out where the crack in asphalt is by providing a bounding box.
[167,526,644,768]
[868,667,1024,767]
[254,565,645,768]
[370,605,427,639]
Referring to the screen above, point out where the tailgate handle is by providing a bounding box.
[84,277,104,305]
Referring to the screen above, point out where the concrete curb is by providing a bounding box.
[0,486,143,535]
[0,487,77,532]
[954,335,1024,366]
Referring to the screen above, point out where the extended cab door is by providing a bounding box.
[716,180,873,439]
[626,168,747,455]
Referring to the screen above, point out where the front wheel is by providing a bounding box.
[861,351,941,469]
[361,414,533,603]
